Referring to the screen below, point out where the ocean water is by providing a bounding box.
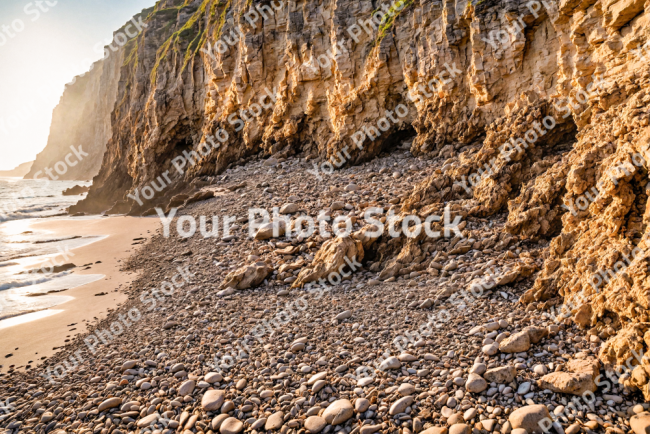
[0,178,104,321]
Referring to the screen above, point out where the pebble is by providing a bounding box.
[335,310,352,320]
[379,356,401,370]
[482,343,499,356]
[323,399,354,425]
[265,411,284,430]
[305,416,327,433]
[98,397,122,412]
[389,396,414,415]
[201,390,225,411]
[178,380,195,396]
[532,364,548,375]
[398,383,416,396]
[517,382,531,395]
[220,417,244,434]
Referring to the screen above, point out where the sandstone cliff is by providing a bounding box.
[69,0,650,398]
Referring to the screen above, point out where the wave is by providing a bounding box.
[0,272,68,291]
[0,211,68,223]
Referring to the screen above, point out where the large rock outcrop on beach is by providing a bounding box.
[65,0,650,397]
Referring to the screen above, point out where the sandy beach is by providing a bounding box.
[0,216,160,372]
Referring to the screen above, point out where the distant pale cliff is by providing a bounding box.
[25,12,151,181]
[0,161,33,178]
[25,58,120,181]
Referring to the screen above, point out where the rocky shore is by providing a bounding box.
[2,149,649,434]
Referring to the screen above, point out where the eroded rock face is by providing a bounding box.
[64,0,650,399]
[72,0,563,216]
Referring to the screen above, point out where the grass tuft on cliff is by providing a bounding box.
[373,0,414,48]
[150,0,216,86]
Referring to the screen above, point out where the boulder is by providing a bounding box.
[62,185,90,196]
[499,331,531,353]
[292,236,364,288]
[631,412,650,434]
[537,372,596,395]
[220,262,271,290]
[466,373,488,393]
[484,366,516,384]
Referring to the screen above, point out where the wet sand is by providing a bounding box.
[0,216,160,372]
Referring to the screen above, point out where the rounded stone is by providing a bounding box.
[202,390,225,411]
[220,417,244,434]
[465,373,488,393]
[305,416,327,433]
[449,424,470,434]
[322,399,354,425]
[98,397,122,412]
[389,396,414,415]
[265,411,284,430]
[509,405,551,434]
[178,380,195,396]
[205,372,223,383]
[398,383,416,396]
[211,414,230,431]
[355,398,370,413]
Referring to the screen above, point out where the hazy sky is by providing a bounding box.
[0,0,154,170]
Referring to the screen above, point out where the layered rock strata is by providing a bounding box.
[65,0,650,399]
